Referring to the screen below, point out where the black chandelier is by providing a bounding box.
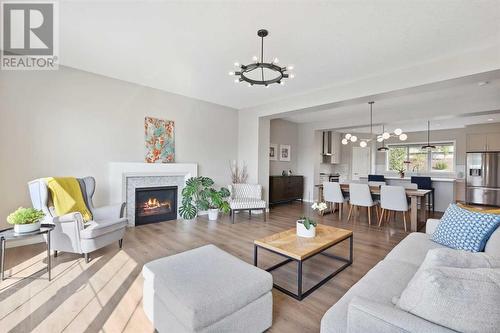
[229,29,294,87]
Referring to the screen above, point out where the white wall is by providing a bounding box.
[296,124,323,202]
[269,119,299,176]
[258,118,270,204]
[237,111,260,184]
[0,66,238,229]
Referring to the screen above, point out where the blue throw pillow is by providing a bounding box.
[431,204,500,252]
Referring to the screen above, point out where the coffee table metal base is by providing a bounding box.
[254,235,353,301]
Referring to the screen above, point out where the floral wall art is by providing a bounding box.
[145,117,175,163]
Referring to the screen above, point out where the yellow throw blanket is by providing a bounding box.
[46,177,93,221]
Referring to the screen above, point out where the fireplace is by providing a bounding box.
[135,186,178,225]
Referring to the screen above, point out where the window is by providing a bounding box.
[431,144,455,172]
[387,143,455,173]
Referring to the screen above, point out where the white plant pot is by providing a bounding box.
[296,220,316,238]
[14,221,41,234]
[208,209,219,221]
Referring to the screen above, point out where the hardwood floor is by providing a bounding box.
[0,202,426,333]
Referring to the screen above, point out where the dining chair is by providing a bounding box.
[411,176,434,212]
[368,174,386,182]
[347,183,379,225]
[378,185,409,231]
[323,182,348,220]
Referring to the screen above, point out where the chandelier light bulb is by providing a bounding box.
[273,57,279,63]
[287,65,294,70]
[228,71,234,76]
[234,62,240,67]
[290,74,295,79]
[377,136,384,142]
[345,133,352,139]
[394,128,403,136]
[360,141,367,148]
[350,135,358,142]
[234,78,239,83]
[280,81,285,85]
[399,133,408,141]
[341,138,348,145]
[252,55,258,62]
[382,132,390,140]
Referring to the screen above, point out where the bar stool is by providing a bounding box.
[411,176,434,213]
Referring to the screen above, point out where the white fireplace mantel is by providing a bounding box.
[108,163,198,226]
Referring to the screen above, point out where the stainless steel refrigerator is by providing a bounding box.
[466,152,500,206]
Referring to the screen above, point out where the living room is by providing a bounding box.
[1,1,500,333]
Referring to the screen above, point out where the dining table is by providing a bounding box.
[315,183,432,232]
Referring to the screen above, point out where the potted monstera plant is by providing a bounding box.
[7,207,45,233]
[179,177,230,221]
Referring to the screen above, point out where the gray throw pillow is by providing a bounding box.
[420,247,500,269]
[396,249,500,333]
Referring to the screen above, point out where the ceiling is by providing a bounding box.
[59,0,500,109]
[281,76,500,132]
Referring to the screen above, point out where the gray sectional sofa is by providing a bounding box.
[320,218,500,333]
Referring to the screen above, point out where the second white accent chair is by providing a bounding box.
[378,185,410,232]
[228,184,266,223]
[323,182,348,220]
[347,183,379,225]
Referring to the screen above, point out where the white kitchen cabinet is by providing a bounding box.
[467,133,500,152]
[467,134,487,152]
[486,133,500,151]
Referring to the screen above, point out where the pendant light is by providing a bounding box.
[343,102,407,146]
[421,120,436,150]
[377,125,389,152]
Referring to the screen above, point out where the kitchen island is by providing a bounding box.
[359,176,457,212]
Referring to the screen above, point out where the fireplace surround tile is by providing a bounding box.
[125,175,185,227]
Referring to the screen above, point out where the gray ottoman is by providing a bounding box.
[142,244,273,333]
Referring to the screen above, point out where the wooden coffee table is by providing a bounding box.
[254,225,353,300]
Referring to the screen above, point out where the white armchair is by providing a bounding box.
[28,177,127,262]
[228,184,266,223]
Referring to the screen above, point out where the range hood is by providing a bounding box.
[322,131,332,156]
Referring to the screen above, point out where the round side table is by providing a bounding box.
[0,224,55,281]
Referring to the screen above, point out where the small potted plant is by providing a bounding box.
[296,217,317,238]
[296,202,327,238]
[7,207,45,234]
[395,164,406,178]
